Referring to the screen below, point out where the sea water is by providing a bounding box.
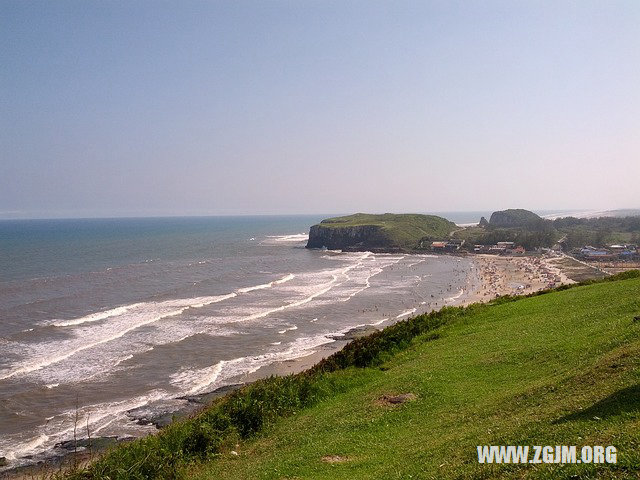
[0,215,479,467]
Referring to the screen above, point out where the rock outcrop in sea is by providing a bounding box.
[306,213,456,251]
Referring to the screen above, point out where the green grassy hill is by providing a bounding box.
[489,209,543,227]
[66,273,640,479]
[306,213,456,250]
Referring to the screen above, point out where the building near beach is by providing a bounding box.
[431,241,447,251]
[579,246,617,261]
[431,240,464,252]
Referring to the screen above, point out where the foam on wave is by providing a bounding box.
[52,305,139,327]
[446,289,465,303]
[238,273,295,293]
[0,294,237,381]
[396,308,417,318]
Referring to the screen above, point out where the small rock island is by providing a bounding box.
[306,213,456,251]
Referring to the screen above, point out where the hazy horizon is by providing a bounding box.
[2,208,637,223]
[2,1,639,219]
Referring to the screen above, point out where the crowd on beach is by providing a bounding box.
[471,254,572,301]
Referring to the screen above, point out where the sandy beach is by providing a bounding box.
[466,254,576,303]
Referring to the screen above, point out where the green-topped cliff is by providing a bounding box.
[306,213,456,251]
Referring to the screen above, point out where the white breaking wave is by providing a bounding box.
[341,267,381,302]
[50,273,294,329]
[264,233,308,242]
[1,390,167,464]
[320,250,343,258]
[396,308,417,319]
[406,259,426,268]
[277,325,298,334]
[237,252,372,322]
[343,317,389,331]
[2,434,49,462]
[188,293,237,309]
[1,254,377,383]
[238,273,295,293]
[1,253,377,383]
[0,251,434,385]
[369,318,387,326]
[274,273,296,284]
[240,275,340,322]
[340,253,403,302]
[170,333,338,396]
[0,294,238,381]
[171,361,226,396]
[112,354,134,368]
[52,305,139,327]
[446,289,465,303]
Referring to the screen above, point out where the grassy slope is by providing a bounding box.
[186,277,640,480]
[317,213,456,248]
[450,225,485,242]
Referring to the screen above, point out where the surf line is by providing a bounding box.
[396,308,417,319]
[0,294,237,381]
[237,273,295,293]
[237,253,370,323]
[341,253,406,303]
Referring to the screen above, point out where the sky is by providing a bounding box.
[1,1,639,219]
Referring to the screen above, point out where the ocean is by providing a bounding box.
[0,215,482,468]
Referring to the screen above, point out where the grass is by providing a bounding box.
[64,272,640,479]
[450,225,486,242]
[312,213,456,249]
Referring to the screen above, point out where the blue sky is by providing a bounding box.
[1,1,639,218]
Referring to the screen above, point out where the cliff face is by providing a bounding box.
[306,224,390,250]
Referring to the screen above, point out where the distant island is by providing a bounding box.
[306,213,456,251]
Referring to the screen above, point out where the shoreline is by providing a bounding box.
[0,252,587,478]
[0,326,378,479]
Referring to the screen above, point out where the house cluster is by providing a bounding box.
[578,244,639,261]
[472,241,526,255]
[431,239,464,252]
